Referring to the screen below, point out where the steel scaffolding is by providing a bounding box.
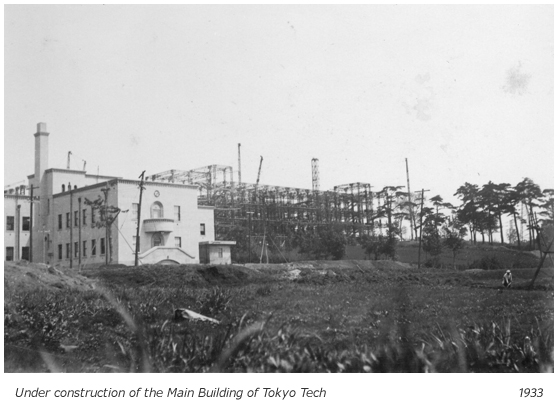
[149,165,375,240]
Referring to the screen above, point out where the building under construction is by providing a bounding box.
[148,158,377,242]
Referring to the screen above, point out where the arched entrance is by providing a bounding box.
[152,233,164,248]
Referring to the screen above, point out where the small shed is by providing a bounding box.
[199,241,236,264]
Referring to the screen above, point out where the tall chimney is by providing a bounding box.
[34,122,49,182]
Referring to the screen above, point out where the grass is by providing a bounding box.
[345,241,545,270]
[4,263,554,373]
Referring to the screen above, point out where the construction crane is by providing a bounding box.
[67,151,72,169]
[255,156,263,188]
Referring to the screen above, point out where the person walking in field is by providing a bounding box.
[502,270,512,288]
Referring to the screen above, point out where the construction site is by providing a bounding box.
[147,147,378,243]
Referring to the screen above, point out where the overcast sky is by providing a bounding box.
[3,5,554,204]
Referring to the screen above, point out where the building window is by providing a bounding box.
[175,237,181,248]
[66,212,71,228]
[6,216,14,231]
[58,214,63,230]
[74,211,79,227]
[58,244,63,260]
[151,202,163,218]
[200,223,206,236]
[74,242,79,258]
[218,248,223,258]
[132,203,139,220]
[83,241,87,257]
[82,209,87,225]
[22,217,30,231]
[6,247,14,261]
[47,199,50,215]
[100,238,106,255]
[91,239,96,256]
[66,243,70,259]
[91,208,96,225]
[174,205,181,221]
[21,247,29,261]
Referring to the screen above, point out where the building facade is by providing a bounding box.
[4,123,234,267]
[4,192,31,262]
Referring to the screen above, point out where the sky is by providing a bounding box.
[3,4,554,206]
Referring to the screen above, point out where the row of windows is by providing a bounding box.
[5,246,30,261]
[57,238,106,260]
[55,203,190,230]
[57,209,96,230]
[5,216,30,231]
[10,212,205,234]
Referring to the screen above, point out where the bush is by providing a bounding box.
[195,287,233,318]
[469,255,503,270]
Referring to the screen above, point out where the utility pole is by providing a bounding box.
[135,171,146,266]
[78,197,82,269]
[247,211,254,263]
[238,143,242,186]
[101,185,110,266]
[69,183,73,268]
[415,189,430,268]
[405,158,415,240]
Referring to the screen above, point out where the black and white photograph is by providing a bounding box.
[2,2,555,407]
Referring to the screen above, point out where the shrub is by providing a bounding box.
[195,287,233,318]
[469,255,503,270]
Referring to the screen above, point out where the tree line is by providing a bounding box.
[228,177,553,264]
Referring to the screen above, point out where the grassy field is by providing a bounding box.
[4,260,554,373]
[344,241,546,269]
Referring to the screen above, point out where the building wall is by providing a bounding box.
[115,180,215,265]
[199,244,232,265]
[4,195,31,261]
[50,181,118,268]
[6,122,222,267]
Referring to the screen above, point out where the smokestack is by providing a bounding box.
[34,122,49,183]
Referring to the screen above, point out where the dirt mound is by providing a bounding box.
[4,261,97,295]
[90,264,261,288]
[196,265,252,284]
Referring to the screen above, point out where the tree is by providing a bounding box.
[515,178,543,249]
[84,192,124,264]
[297,225,347,260]
[455,183,481,243]
[443,219,467,269]
[379,186,407,239]
[539,189,554,223]
[478,181,509,244]
[502,188,523,249]
[321,226,347,260]
[380,235,399,260]
[506,224,518,246]
[421,208,443,263]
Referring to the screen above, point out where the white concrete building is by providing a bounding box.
[4,123,234,266]
[4,191,31,262]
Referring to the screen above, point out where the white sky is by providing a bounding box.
[3,4,554,205]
